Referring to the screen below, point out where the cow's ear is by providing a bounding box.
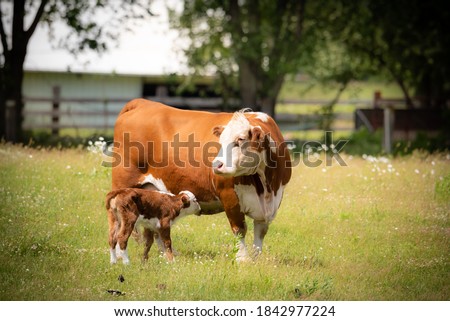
[250,126,264,142]
[213,126,224,137]
[181,194,190,208]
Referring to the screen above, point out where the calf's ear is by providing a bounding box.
[250,126,264,142]
[180,194,190,208]
[212,126,224,137]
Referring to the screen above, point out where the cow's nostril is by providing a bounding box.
[213,160,224,170]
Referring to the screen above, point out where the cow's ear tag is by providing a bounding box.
[213,126,224,137]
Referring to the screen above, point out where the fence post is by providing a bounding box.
[52,86,61,136]
[374,91,381,109]
[383,107,394,154]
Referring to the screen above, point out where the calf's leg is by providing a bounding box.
[108,209,119,264]
[159,227,174,262]
[142,228,154,261]
[116,211,138,265]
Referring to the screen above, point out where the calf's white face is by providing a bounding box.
[212,113,266,177]
[178,191,201,219]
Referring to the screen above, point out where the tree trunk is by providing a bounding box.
[259,75,285,117]
[396,77,415,109]
[5,65,25,143]
[238,59,259,110]
[1,0,28,143]
[0,72,5,139]
[2,42,26,143]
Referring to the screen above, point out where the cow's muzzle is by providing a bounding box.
[212,159,225,174]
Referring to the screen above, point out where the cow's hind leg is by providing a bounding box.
[253,220,269,257]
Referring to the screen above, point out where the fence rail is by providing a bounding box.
[22,91,397,133]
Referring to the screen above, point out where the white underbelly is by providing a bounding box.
[136,216,160,231]
[234,184,284,222]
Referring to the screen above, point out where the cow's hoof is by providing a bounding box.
[235,255,252,263]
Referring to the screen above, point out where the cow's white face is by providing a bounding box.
[212,113,266,177]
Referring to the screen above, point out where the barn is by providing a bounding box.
[22,68,231,134]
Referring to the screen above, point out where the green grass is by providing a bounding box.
[278,79,404,101]
[0,144,449,300]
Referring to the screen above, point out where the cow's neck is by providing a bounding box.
[235,162,271,195]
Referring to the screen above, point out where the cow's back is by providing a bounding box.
[112,99,231,204]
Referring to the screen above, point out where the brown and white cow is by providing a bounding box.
[111,99,291,261]
[106,188,201,264]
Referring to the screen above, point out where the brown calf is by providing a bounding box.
[106,188,200,264]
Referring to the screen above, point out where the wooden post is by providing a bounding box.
[383,107,394,154]
[374,91,381,109]
[52,86,60,136]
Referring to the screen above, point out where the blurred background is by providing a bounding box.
[1,0,449,155]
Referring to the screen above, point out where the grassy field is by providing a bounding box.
[278,78,404,102]
[0,144,448,301]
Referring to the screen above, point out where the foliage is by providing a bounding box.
[22,130,113,149]
[169,0,306,116]
[321,0,450,109]
[0,0,153,142]
[340,128,384,156]
[338,128,449,156]
[435,173,450,201]
[0,145,448,300]
[393,132,450,156]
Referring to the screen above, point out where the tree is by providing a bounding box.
[170,0,306,117]
[322,0,450,109]
[0,0,153,142]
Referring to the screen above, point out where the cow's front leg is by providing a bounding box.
[253,220,269,257]
[221,188,249,262]
[232,217,248,262]
[226,207,248,262]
